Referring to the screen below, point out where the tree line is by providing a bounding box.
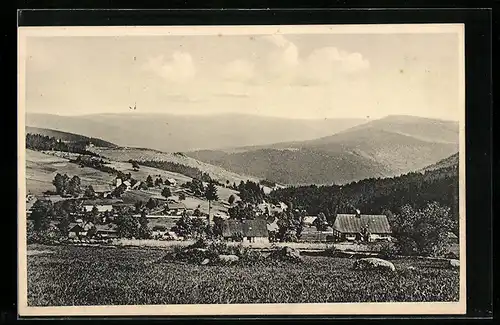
[136,160,212,182]
[268,166,459,232]
[26,133,96,156]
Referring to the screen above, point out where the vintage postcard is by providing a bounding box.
[18,24,466,316]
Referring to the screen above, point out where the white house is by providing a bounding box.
[165,178,177,186]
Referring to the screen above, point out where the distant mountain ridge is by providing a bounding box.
[25,113,460,186]
[187,115,459,185]
[26,126,118,148]
[26,113,367,153]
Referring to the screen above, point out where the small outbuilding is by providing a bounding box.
[333,213,392,242]
[222,219,269,244]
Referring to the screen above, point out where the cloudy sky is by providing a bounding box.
[23,29,462,121]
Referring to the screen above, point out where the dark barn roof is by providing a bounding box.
[222,219,268,238]
[333,214,391,234]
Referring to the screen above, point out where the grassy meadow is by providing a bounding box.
[27,244,459,306]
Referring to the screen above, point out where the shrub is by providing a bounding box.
[207,241,228,256]
[374,242,398,259]
[324,246,341,257]
[188,238,209,249]
[237,247,265,265]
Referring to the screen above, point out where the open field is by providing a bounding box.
[88,147,259,184]
[26,149,116,196]
[104,160,192,185]
[27,244,459,306]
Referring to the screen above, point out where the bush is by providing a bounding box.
[374,242,398,259]
[237,247,265,265]
[206,241,228,256]
[324,246,341,257]
[188,238,209,249]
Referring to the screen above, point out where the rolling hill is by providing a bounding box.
[26,126,118,148]
[187,115,459,185]
[25,126,259,187]
[26,113,366,153]
[87,146,259,186]
[25,149,239,216]
[420,152,459,173]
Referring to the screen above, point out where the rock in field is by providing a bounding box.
[200,258,210,265]
[352,257,396,272]
[218,254,239,264]
[448,259,460,269]
[268,246,303,263]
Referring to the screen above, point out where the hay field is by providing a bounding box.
[27,244,459,306]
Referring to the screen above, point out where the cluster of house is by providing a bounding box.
[212,212,395,244]
[91,176,179,199]
[68,219,119,239]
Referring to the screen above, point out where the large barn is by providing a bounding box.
[222,219,269,244]
[333,213,392,242]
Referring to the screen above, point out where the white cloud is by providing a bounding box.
[262,35,299,81]
[301,47,370,84]
[258,35,370,85]
[143,51,196,83]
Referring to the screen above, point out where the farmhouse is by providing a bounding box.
[222,219,269,244]
[151,225,179,240]
[165,178,177,186]
[93,184,113,198]
[114,178,122,188]
[256,201,288,215]
[302,216,317,227]
[68,222,95,238]
[166,202,186,214]
[266,218,279,232]
[123,180,132,189]
[301,226,334,242]
[333,213,392,242]
[131,181,144,190]
[214,211,230,219]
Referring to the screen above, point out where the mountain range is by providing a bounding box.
[187,115,459,185]
[26,113,459,185]
[26,113,366,153]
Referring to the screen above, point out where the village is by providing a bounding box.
[25,154,435,249]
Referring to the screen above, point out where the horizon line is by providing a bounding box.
[25,111,460,123]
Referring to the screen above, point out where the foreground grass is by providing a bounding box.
[27,244,459,306]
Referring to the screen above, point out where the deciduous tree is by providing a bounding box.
[161,187,172,199]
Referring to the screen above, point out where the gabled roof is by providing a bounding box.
[69,221,94,231]
[333,214,391,234]
[267,220,279,232]
[222,219,268,237]
[69,223,84,232]
[303,216,317,225]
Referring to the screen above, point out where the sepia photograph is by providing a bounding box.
[18,24,466,316]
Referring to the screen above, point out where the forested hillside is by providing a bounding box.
[269,163,459,230]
